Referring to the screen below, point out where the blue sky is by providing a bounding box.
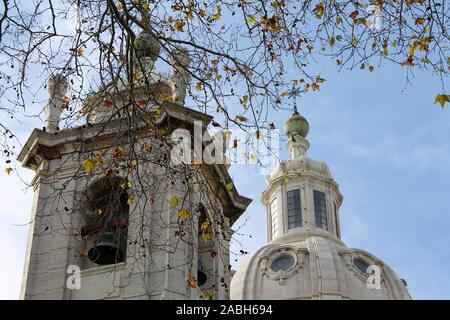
[0,46,449,299]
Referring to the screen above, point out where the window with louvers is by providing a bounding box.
[314,190,328,230]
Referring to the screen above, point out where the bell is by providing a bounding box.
[88,228,125,265]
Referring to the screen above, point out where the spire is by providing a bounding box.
[292,83,298,114]
[283,87,310,159]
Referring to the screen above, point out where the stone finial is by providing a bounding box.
[133,31,161,71]
[170,47,191,105]
[44,73,68,132]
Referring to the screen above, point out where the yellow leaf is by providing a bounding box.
[142,3,149,12]
[434,94,450,109]
[169,196,179,208]
[202,232,213,242]
[127,198,134,206]
[195,82,202,92]
[116,3,124,11]
[174,20,184,31]
[178,209,190,219]
[203,292,214,300]
[4,167,13,175]
[212,6,221,21]
[133,71,143,81]
[226,182,233,190]
[77,47,85,57]
[83,159,96,173]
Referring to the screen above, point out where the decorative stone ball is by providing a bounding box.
[284,111,309,138]
[133,31,161,61]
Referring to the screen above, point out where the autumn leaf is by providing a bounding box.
[127,198,134,206]
[368,66,375,72]
[314,4,325,19]
[415,17,425,25]
[212,6,221,21]
[239,95,248,108]
[202,232,213,242]
[133,71,143,81]
[350,10,359,20]
[201,219,211,231]
[174,20,185,31]
[235,115,248,122]
[316,76,326,84]
[83,159,96,173]
[246,15,257,25]
[311,82,319,91]
[80,249,88,258]
[74,47,84,58]
[187,276,197,288]
[328,37,335,46]
[195,82,202,92]
[434,94,450,109]
[203,292,214,300]
[226,182,233,190]
[178,209,190,219]
[169,196,179,208]
[5,167,13,175]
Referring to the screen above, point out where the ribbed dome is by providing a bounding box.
[230,234,411,300]
[284,111,309,138]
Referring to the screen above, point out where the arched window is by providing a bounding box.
[81,176,129,265]
[287,189,302,229]
[313,190,328,230]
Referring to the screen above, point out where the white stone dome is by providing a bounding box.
[230,110,411,300]
[230,231,411,300]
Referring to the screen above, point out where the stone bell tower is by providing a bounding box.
[19,30,251,300]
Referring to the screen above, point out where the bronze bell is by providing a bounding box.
[88,228,125,265]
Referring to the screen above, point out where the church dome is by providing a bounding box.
[284,111,309,138]
[230,234,410,300]
[230,110,411,300]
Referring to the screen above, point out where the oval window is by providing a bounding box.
[353,257,370,275]
[270,254,295,272]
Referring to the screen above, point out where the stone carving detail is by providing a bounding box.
[44,73,68,132]
[259,246,309,286]
[338,249,384,282]
[170,47,191,105]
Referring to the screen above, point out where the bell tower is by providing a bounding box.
[19,30,251,300]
